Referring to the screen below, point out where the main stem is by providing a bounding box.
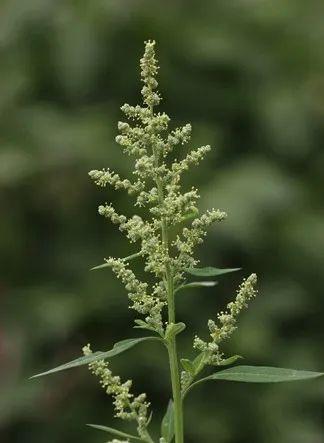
[162,219,184,443]
[154,172,184,443]
[150,101,183,443]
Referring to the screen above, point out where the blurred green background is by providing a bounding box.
[1,1,324,442]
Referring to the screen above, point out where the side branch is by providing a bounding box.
[89,169,144,194]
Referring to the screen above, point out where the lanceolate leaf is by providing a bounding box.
[91,251,142,271]
[181,352,209,377]
[175,281,218,293]
[181,209,199,222]
[217,355,243,366]
[186,267,241,277]
[133,319,158,333]
[165,322,186,341]
[87,424,143,441]
[193,352,207,374]
[180,359,195,375]
[161,400,174,443]
[90,262,112,271]
[195,365,323,385]
[31,337,161,379]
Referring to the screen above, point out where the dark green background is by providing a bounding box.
[1,1,324,442]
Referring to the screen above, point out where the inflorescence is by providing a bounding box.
[84,40,258,439]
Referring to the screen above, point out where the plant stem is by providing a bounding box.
[151,105,184,443]
[167,341,183,443]
[157,181,184,443]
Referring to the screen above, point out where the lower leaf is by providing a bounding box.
[161,400,174,443]
[31,336,161,378]
[198,365,323,384]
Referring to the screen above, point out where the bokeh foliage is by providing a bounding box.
[1,1,324,442]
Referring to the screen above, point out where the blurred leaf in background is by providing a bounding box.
[1,1,324,442]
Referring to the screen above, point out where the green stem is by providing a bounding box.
[163,222,184,443]
[150,104,184,443]
[157,179,184,443]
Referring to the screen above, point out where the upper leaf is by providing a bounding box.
[90,262,112,271]
[180,359,195,375]
[217,355,243,367]
[192,352,207,374]
[181,209,199,222]
[87,424,143,441]
[31,337,160,378]
[165,322,186,341]
[161,400,174,443]
[175,281,218,293]
[199,365,323,384]
[91,251,142,271]
[133,319,160,334]
[186,267,241,277]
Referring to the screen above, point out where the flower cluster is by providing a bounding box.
[173,209,227,274]
[193,273,258,364]
[180,274,258,391]
[104,258,165,334]
[89,40,223,334]
[89,168,144,194]
[83,344,150,439]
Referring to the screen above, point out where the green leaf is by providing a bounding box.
[87,424,143,441]
[91,251,142,271]
[31,337,160,379]
[198,365,323,384]
[192,352,206,375]
[90,262,111,270]
[146,411,153,426]
[186,267,241,277]
[217,355,243,366]
[180,359,195,375]
[165,322,186,341]
[181,209,199,222]
[133,319,157,333]
[192,352,208,374]
[181,352,210,377]
[175,281,218,293]
[161,400,174,443]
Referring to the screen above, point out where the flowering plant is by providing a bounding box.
[32,41,322,443]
